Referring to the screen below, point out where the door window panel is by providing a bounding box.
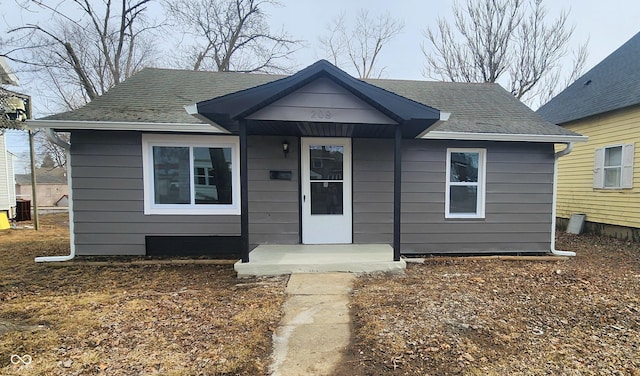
[309,145,343,180]
[310,182,343,215]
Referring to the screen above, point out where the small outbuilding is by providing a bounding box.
[15,167,69,207]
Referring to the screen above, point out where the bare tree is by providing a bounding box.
[424,0,587,108]
[319,12,348,68]
[164,0,300,73]
[35,131,69,170]
[319,10,404,79]
[3,0,160,111]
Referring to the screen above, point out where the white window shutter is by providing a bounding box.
[621,143,635,189]
[593,148,604,189]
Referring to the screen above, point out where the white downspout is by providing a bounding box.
[550,142,576,256]
[35,129,74,262]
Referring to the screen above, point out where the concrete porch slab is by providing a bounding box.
[234,244,406,277]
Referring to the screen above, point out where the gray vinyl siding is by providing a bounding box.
[353,139,554,254]
[248,136,299,245]
[353,139,394,243]
[402,139,554,254]
[70,130,240,256]
[71,130,553,256]
[247,78,396,125]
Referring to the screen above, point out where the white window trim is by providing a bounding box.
[594,143,635,190]
[603,145,623,188]
[142,134,240,215]
[445,148,486,219]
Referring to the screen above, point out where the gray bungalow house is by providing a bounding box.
[29,60,585,267]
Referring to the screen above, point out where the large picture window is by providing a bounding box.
[142,135,240,215]
[445,148,486,218]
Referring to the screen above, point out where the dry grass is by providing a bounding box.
[0,214,287,375]
[5,214,639,375]
[340,233,640,375]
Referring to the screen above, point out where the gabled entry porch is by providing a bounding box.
[234,244,405,277]
[188,60,443,270]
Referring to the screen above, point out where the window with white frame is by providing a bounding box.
[594,144,634,189]
[446,148,486,218]
[142,134,240,215]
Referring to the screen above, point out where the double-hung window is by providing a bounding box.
[446,148,486,218]
[594,144,634,189]
[142,134,240,215]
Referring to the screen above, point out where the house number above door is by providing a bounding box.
[310,110,332,120]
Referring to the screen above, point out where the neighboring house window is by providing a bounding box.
[142,134,240,215]
[445,148,486,218]
[594,144,634,189]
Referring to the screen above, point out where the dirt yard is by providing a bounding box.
[340,233,640,375]
[0,214,287,375]
[2,214,639,375]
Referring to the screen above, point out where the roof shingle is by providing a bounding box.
[537,32,640,124]
[44,64,577,137]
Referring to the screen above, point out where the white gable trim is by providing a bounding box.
[27,119,229,134]
[422,130,588,143]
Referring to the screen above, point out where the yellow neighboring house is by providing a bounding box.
[538,32,640,240]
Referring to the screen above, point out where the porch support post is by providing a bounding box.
[393,124,402,261]
[239,119,250,263]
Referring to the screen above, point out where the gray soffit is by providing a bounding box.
[537,32,640,125]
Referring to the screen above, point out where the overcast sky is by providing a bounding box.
[269,0,639,80]
[4,0,640,169]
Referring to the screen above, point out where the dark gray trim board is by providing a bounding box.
[146,236,241,257]
[393,125,402,261]
[240,120,249,262]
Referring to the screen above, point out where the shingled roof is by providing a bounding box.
[41,63,578,138]
[43,69,282,125]
[537,32,640,125]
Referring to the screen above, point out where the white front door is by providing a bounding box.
[301,138,352,244]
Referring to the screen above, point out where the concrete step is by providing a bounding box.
[234,244,406,277]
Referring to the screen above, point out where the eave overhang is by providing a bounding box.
[422,130,588,143]
[189,60,442,138]
[26,119,229,134]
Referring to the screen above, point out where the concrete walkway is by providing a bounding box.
[269,273,355,376]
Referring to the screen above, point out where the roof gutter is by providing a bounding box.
[422,130,588,143]
[27,119,229,134]
[35,129,75,262]
[550,142,576,257]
